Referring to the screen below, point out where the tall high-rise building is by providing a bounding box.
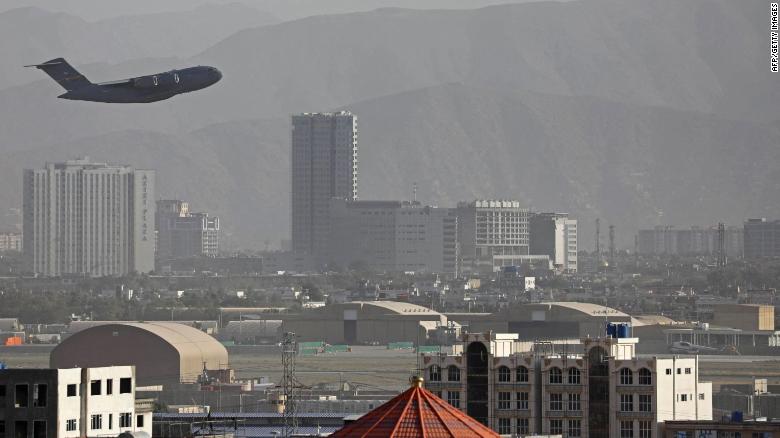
[155,200,220,268]
[744,218,780,258]
[456,200,529,273]
[529,212,578,272]
[22,158,155,276]
[291,112,358,262]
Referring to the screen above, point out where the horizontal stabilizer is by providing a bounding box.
[25,57,91,91]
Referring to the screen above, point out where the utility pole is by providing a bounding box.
[609,224,616,270]
[281,332,298,437]
[595,218,601,255]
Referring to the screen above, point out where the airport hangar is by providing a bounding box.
[446,302,635,340]
[281,301,453,344]
[50,322,228,386]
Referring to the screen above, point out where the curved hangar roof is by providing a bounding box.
[50,322,228,385]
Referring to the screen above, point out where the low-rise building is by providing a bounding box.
[0,365,152,438]
[422,332,712,437]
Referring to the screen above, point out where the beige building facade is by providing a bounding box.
[423,332,712,437]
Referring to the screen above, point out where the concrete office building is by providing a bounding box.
[0,365,152,438]
[156,200,219,268]
[423,332,712,437]
[456,200,529,273]
[22,159,155,276]
[291,112,358,263]
[530,213,578,273]
[744,218,780,258]
[327,199,458,274]
[637,226,743,257]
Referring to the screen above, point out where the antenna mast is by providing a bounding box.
[281,332,298,437]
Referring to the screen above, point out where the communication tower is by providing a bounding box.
[281,332,298,437]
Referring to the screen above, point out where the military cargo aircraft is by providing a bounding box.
[26,58,222,103]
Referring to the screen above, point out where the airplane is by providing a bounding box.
[25,58,222,103]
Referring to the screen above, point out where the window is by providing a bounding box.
[498,392,511,410]
[568,419,581,437]
[15,384,28,408]
[447,366,460,382]
[108,414,113,430]
[136,415,144,428]
[0,421,4,437]
[620,368,633,385]
[91,415,102,430]
[620,393,634,412]
[14,421,27,438]
[665,368,672,375]
[120,413,132,428]
[447,391,460,408]
[550,393,563,411]
[639,394,652,412]
[550,419,563,434]
[0,385,5,397]
[66,420,77,432]
[498,366,511,382]
[568,367,581,385]
[620,420,634,438]
[677,368,681,375]
[698,393,705,400]
[119,378,132,394]
[680,394,688,402]
[66,384,77,397]
[517,391,529,410]
[33,421,46,438]
[517,366,529,383]
[684,368,691,374]
[498,418,511,434]
[517,418,529,435]
[429,365,441,382]
[106,379,113,395]
[90,380,101,396]
[638,368,652,385]
[568,393,581,411]
[639,420,652,438]
[549,367,562,384]
[33,384,47,407]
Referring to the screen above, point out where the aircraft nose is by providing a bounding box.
[211,68,222,83]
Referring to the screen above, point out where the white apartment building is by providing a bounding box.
[22,158,155,276]
[423,332,711,437]
[456,200,530,273]
[0,365,152,438]
[530,213,578,273]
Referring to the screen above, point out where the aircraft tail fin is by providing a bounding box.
[25,58,91,91]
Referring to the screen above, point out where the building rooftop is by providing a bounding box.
[330,377,498,437]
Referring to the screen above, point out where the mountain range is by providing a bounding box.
[0,0,776,249]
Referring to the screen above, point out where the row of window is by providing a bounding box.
[620,394,653,412]
[88,412,141,430]
[620,420,654,438]
[428,365,654,386]
[499,419,653,438]
[0,384,47,408]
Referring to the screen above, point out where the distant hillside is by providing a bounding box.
[1,85,776,248]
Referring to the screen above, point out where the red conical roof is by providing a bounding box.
[330,377,499,438]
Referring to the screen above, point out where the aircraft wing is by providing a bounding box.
[97,79,133,87]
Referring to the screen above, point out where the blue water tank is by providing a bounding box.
[732,411,743,422]
[606,323,617,338]
[617,323,630,338]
